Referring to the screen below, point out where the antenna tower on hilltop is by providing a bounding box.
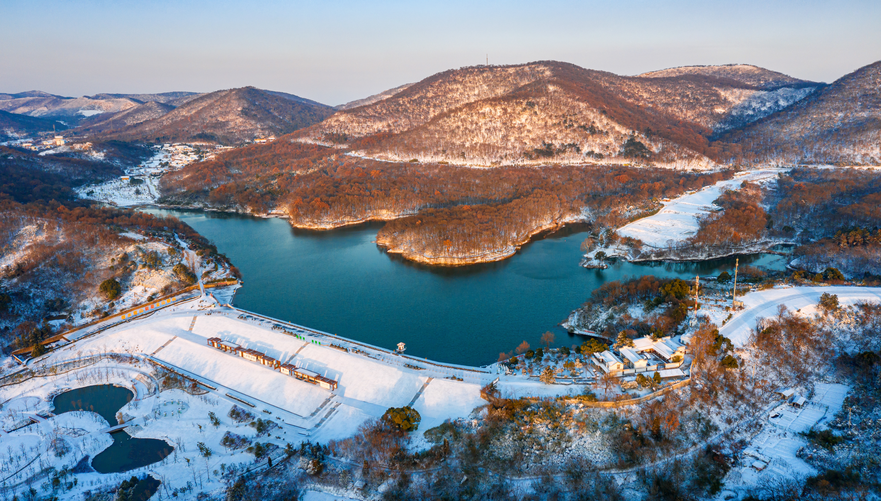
[732,258,741,309]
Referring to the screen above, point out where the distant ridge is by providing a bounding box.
[638,64,817,90]
[721,60,881,165]
[337,83,414,110]
[87,91,202,106]
[91,86,334,144]
[74,101,176,136]
[0,110,68,139]
[0,90,68,100]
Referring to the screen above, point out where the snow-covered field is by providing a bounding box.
[0,292,521,497]
[617,168,783,248]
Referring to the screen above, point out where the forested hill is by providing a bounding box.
[719,60,881,166]
[638,64,813,90]
[73,101,175,136]
[91,87,335,145]
[0,110,68,140]
[294,61,820,168]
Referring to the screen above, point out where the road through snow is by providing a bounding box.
[719,286,881,346]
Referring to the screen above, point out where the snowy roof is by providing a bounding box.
[656,368,685,379]
[652,341,675,360]
[619,347,645,364]
[632,337,654,351]
[599,350,623,366]
[652,339,684,360]
[295,368,319,378]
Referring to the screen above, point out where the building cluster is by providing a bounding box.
[207,337,338,390]
[593,335,687,375]
[17,135,92,152]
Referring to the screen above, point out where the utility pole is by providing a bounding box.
[732,258,740,309]
[486,54,488,66]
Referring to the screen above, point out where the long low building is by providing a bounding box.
[207,337,337,391]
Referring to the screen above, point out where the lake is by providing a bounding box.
[144,209,787,366]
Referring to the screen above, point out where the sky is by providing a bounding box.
[2,0,879,106]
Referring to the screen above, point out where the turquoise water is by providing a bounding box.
[144,209,787,366]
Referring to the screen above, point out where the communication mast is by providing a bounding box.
[732,258,741,309]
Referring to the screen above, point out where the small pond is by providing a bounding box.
[52,385,174,473]
[53,385,133,424]
[92,432,175,474]
[129,476,162,501]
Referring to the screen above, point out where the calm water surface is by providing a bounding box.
[53,385,132,424]
[145,209,787,366]
[53,385,173,473]
[91,431,174,474]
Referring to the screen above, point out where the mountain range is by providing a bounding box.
[0,87,333,144]
[294,61,829,167]
[1,59,879,165]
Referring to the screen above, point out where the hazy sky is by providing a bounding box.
[2,0,879,105]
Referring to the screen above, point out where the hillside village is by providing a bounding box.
[76,143,227,207]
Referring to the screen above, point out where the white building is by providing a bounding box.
[594,350,625,372]
[632,336,686,362]
[619,347,649,369]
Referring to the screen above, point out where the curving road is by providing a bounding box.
[719,286,881,346]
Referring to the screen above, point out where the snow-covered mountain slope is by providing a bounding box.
[721,60,881,165]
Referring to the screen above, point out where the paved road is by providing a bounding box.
[720,286,881,346]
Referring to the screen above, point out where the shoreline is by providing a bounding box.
[375,217,584,267]
[148,201,592,267]
[611,240,796,264]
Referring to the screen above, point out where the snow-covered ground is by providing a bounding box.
[0,293,503,498]
[77,143,217,207]
[716,286,881,346]
[723,382,849,496]
[616,168,783,248]
[3,283,878,498]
